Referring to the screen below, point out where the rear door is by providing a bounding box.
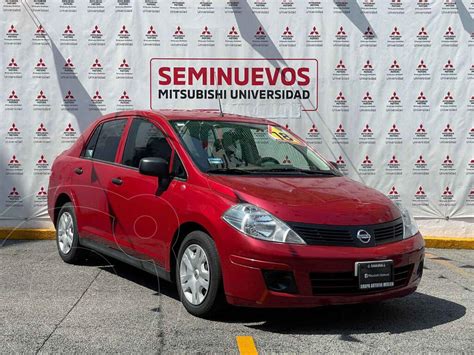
[69,126,100,238]
[80,118,128,245]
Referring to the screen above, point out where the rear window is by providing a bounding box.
[83,125,102,158]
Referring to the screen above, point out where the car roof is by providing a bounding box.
[99,109,276,125]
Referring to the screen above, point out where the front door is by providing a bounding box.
[106,117,180,267]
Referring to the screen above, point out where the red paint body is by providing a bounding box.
[48,110,424,308]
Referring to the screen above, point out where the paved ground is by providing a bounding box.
[0,240,472,354]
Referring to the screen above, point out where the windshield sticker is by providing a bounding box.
[208,157,224,165]
[268,126,303,145]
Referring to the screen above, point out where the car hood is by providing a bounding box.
[207,175,400,225]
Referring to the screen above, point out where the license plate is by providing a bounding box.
[355,260,394,290]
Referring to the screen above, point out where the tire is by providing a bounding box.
[55,202,86,264]
[176,231,225,318]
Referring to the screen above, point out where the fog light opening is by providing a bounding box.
[262,270,298,294]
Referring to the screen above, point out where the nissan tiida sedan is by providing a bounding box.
[48,109,424,317]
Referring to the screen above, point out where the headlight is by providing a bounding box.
[222,204,306,244]
[395,202,419,239]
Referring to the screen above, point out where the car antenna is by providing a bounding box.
[215,72,224,117]
[217,96,224,117]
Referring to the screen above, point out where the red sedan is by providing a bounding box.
[48,109,424,317]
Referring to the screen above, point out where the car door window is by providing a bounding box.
[82,124,102,158]
[172,155,187,179]
[122,118,172,168]
[92,119,127,162]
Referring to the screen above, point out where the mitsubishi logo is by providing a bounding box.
[357,229,372,244]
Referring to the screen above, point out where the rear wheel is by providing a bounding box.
[176,231,225,317]
[56,202,86,264]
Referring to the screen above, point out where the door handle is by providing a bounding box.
[74,167,83,175]
[112,178,123,186]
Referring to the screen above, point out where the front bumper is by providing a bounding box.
[221,231,425,308]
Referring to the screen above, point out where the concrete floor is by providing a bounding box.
[0,239,472,353]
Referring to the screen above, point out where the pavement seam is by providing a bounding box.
[426,253,473,279]
[425,253,473,293]
[151,263,164,355]
[34,269,102,354]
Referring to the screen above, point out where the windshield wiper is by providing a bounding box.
[206,168,255,175]
[249,167,337,176]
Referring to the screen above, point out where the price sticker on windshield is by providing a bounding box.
[268,126,303,145]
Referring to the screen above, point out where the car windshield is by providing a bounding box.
[170,120,339,176]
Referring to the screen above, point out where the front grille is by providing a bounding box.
[374,222,404,243]
[289,225,354,246]
[287,218,404,247]
[310,264,414,295]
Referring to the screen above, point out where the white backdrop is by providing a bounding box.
[0,0,473,237]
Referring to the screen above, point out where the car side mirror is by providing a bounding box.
[139,157,170,194]
[139,157,169,177]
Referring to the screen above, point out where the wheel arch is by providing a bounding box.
[169,222,213,279]
[53,193,73,226]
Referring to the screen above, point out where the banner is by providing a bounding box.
[1,0,473,236]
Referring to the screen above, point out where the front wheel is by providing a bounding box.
[176,231,225,318]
